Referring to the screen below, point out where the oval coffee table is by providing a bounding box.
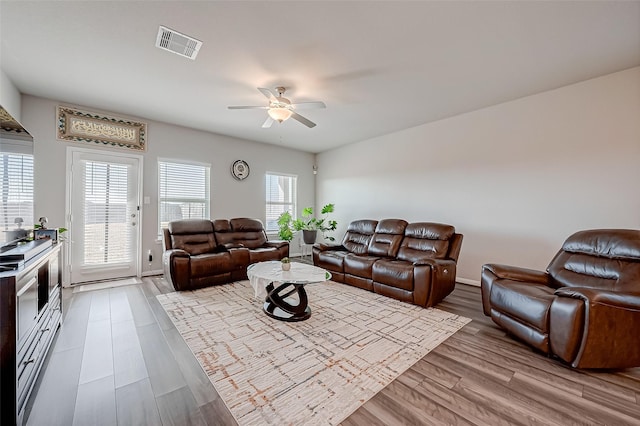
[247,261,331,322]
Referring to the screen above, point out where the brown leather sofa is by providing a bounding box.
[163,218,289,291]
[481,229,640,369]
[313,219,463,307]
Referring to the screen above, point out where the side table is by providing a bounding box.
[247,261,331,322]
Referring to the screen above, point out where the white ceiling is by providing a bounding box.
[1,1,639,153]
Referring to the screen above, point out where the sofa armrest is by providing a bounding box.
[480,263,550,316]
[221,243,242,250]
[414,258,453,267]
[413,258,457,307]
[554,287,640,310]
[263,240,288,250]
[553,287,640,368]
[482,263,550,285]
[164,248,189,258]
[313,243,346,252]
[261,240,290,259]
[162,249,191,291]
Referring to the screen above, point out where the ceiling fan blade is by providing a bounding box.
[258,87,278,102]
[262,116,274,128]
[290,111,316,128]
[228,105,269,110]
[290,101,326,110]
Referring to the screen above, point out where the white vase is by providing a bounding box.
[281,262,291,271]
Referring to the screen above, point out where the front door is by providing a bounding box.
[68,149,141,284]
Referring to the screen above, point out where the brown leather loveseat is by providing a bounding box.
[481,229,640,369]
[313,219,463,307]
[163,218,289,291]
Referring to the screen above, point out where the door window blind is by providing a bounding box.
[0,153,34,244]
[82,160,131,265]
[265,173,297,232]
[158,160,210,234]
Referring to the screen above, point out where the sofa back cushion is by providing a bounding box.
[342,220,378,254]
[397,222,455,262]
[368,219,407,257]
[212,219,234,244]
[548,229,640,292]
[213,218,268,249]
[167,219,217,255]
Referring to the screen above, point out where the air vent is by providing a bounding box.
[155,26,202,60]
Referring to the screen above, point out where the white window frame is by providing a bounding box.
[158,158,211,236]
[265,172,297,234]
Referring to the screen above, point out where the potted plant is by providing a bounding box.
[277,203,338,244]
[281,257,291,271]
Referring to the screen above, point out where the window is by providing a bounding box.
[158,160,210,234]
[82,160,131,265]
[0,147,34,244]
[265,173,297,233]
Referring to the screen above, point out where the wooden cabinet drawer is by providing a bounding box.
[17,332,42,409]
[17,305,58,412]
[16,273,38,352]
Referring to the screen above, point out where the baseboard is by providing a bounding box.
[457,277,481,287]
[142,269,163,277]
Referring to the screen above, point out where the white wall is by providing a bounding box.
[21,95,315,281]
[316,67,640,284]
[0,68,22,121]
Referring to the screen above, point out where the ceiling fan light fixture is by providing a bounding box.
[267,107,292,123]
[228,87,324,128]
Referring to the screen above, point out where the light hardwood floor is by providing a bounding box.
[25,275,640,425]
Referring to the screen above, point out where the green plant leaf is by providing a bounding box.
[277,211,294,241]
[277,211,292,226]
[276,203,338,242]
[321,203,334,214]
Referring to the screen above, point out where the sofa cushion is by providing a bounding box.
[397,222,455,263]
[190,252,233,278]
[548,229,640,292]
[344,254,379,279]
[168,219,217,256]
[342,219,378,254]
[213,218,268,249]
[489,280,556,332]
[562,229,640,260]
[372,259,414,292]
[249,247,280,263]
[231,218,268,248]
[316,250,348,273]
[368,219,407,257]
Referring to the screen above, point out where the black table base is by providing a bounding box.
[263,281,311,322]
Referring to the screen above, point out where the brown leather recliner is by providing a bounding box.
[163,218,289,291]
[314,219,463,307]
[481,229,640,369]
[374,222,463,307]
[314,219,379,284]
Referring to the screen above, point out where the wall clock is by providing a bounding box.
[231,160,250,180]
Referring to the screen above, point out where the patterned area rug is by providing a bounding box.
[157,280,470,425]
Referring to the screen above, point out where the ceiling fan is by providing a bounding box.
[228,87,326,128]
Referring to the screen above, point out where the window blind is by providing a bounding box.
[82,160,131,265]
[265,173,297,232]
[0,153,34,243]
[158,160,210,234]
